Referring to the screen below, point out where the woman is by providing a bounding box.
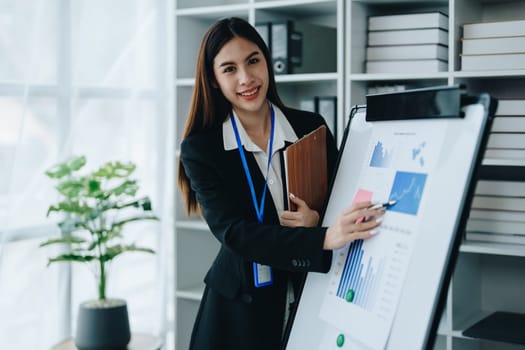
[177,17,384,350]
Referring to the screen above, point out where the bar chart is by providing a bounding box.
[370,140,393,168]
[336,239,385,311]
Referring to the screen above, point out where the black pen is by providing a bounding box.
[369,200,397,210]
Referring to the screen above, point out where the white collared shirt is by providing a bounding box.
[223,103,298,213]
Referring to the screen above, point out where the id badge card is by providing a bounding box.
[253,262,273,287]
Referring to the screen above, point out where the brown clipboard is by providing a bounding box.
[284,125,328,212]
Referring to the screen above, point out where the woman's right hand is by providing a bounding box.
[323,201,385,250]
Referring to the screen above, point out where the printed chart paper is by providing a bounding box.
[318,122,445,350]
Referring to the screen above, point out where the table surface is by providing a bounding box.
[51,333,163,350]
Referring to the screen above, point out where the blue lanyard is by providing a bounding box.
[230,105,275,223]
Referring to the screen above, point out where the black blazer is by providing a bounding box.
[180,107,338,350]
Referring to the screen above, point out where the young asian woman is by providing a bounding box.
[177,17,385,350]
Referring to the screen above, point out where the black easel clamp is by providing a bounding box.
[366,85,465,121]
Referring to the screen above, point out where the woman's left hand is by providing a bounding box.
[279,193,320,228]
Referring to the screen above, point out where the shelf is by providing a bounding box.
[176,73,339,86]
[175,220,209,231]
[176,284,205,301]
[173,1,525,349]
[460,241,525,257]
[350,72,449,81]
[450,310,491,336]
[255,0,336,15]
[175,3,250,17]
[275,72,339,83]
[175,78,195,87]
[351,0,448,4]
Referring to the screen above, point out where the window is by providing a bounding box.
[0,1,174,348]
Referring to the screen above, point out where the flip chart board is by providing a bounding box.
[284,86,495,350]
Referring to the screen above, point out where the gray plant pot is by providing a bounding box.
[75,298,131,350]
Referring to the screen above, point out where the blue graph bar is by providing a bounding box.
[348,245,363,295]
[357,257,373,305]
[336,240,384,311]
[337,240,360,298]
[337,240,359,296]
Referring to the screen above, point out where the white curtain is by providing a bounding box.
[0,0,174,349]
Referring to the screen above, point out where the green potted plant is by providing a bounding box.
[40,155,158,350]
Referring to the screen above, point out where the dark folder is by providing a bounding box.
[271,21,302,74]
[284,125,327,212]
[463,311,525,345]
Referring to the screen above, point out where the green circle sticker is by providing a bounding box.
[336,334,345,347]
[345,289,355,302]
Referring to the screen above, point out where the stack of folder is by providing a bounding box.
[365,12,449,73]
[299,96,337,138]
[367,84,407,94]
[465,180,525,245]
[256,20,336,75]
[483,99,525,162]
[460,19,525,71]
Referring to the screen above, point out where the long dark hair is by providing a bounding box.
[178,17,285,215]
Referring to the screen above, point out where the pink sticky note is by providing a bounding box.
[353,189,373,223]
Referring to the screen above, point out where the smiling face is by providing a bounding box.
[212,36,269,119]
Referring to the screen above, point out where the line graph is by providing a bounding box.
[388,171,427,215]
